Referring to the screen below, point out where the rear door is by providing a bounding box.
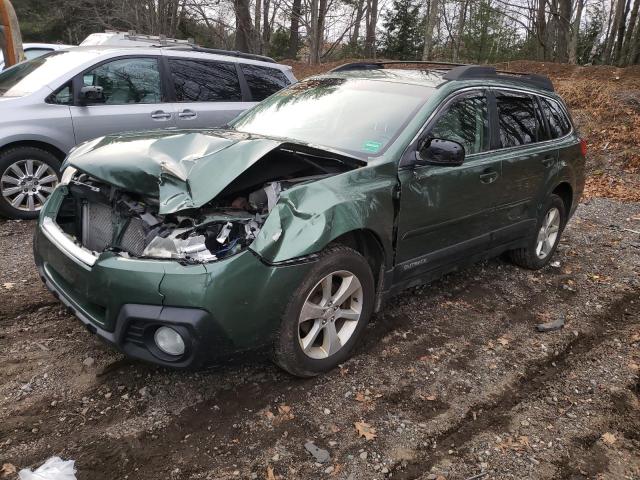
[69,56,175,143]
[395,90,501,281]
[490,90,557,243]
[166,57,253,128]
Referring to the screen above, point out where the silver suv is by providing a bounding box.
[0,45,296,219]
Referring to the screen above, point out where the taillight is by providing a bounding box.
[579,138,587,156]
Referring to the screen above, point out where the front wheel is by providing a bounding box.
[273,245,375,377]
[0,147,61,219]
[508,194,566,270]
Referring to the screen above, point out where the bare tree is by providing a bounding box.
[422,0,440,60]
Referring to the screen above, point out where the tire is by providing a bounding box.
[0,147,61,220]
[273,245,375,377]
[508,194,566,270]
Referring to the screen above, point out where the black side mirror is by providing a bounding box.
[416,138,465,167]
[79,85,105,104]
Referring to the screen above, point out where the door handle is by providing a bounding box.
[151,110,171,120]
[479,169,499,184]
[541,156,555,167]
[178,109,197,119]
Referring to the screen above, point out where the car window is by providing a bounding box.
[541,97,571,138]
[82,57,161,105]
[429,93,489,155]
[24,48,52,60]
[496,92,543,148]
[169,58,242,102]
[48,82,72,105]
[240,64,289,101]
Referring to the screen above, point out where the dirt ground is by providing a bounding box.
[1,62,640,480]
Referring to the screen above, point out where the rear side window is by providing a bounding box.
[82,57,161,105]
[169,58,242,102]
[429,93,489,155]
[496,92,544,147]
[240,64,289,101]
[541,97,572,138]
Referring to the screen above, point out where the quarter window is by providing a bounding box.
[169,59,242,102]
[240,64,289,101]
[541,97,571,138]
[82,57,161,105]
[429,93,489,155]
[496,92,543,147]
[48,82,72,105]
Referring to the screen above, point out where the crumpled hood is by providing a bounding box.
[65,129,283,214]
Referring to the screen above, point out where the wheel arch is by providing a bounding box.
[0,140,67,164]
[552,182,573,219]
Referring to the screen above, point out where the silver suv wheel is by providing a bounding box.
[1,159,58,212]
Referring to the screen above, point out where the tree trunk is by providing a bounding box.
[422,0,440,60]
[288,0,302,58]
[629,10,640,63]
[309,0,320,64]
[255,0,262,53]
[545,0,559,60]
[350,0,366,48]
[535,0,547,60]
[453,0,468,62]
[568,0,585,63]
[234,0,254,52]
[364,0,378,58]
[262,0,271,51]
[604,0,625,63]
[316,0,328,61]
[620,0,639,64]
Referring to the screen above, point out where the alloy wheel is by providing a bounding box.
[1,159,58,212]
[298,270,363,359]
[536,207,561,259]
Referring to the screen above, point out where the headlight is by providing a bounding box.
[60,166,78,186]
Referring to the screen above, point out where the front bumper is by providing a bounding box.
[34,188,315,368]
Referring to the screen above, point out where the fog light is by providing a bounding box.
[154,326,185,356]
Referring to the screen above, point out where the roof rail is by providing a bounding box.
[330,60,466,72]
[330,61,554,92]
[163,45,277,64]
[443,65,554,91]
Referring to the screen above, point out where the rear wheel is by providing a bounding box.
[273,245,375,377]
[508,194,566,270]
[0,147,61,219]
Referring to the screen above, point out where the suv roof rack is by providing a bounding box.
[330,60,466,72]
[163,46,277,64]
[443,65,554,91]
[330,61,554,92]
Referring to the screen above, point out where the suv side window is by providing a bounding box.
[496,91,544,147]
[541,97,571,138]
[240,64,289,101]
[169,58,242,102]
[82,57,161,105]
[429,92,489,155]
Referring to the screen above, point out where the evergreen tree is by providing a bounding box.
[380,0,424,59]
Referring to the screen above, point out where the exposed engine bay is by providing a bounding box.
[55,147,359,264]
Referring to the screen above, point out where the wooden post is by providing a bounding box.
[0,0,24,68]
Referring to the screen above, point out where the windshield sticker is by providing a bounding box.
[362,140,383,153]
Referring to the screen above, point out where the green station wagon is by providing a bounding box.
[33,62,586,377]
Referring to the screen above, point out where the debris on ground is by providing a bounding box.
[18,457,76,480]
[303,441,330,463]
[536,315,566,332]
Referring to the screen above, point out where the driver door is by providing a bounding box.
[395,90,501,282]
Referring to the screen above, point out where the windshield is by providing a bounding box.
[0,50,93,97]
[231,77,433,157]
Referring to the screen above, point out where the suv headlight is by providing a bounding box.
[60,166,78,186]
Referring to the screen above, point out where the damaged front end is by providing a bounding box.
[55,139,362,265]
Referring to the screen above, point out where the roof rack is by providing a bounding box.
[443,65,554,91]
[164,46,277,64]
[330,61,554,92]
[330,60,466,72]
